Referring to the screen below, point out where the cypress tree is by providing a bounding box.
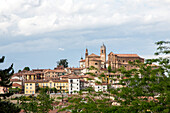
[0,56,14,99]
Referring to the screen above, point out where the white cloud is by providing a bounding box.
[58,48,64,51]
[0,0,170,36]
[0,38,59,53]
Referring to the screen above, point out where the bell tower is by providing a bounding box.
[85,48,89,67]
[85,48,88,58]
[100,43,106,66]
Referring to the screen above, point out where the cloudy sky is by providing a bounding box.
[0,0,170,72]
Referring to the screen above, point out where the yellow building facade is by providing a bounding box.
[24,80,68,94]
[25,81,36,94]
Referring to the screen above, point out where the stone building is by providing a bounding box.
[108,52,144,70]
[80,44,106,70]
[80,44,144,71]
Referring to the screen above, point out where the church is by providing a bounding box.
[79,44,144,70]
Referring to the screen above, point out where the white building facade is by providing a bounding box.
[68,77,80,94]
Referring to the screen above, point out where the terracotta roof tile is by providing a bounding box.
[79,59,85,62]
[115,54,139,57]
[12,83,22,87]
[11,79,22,82]
[88,53,100,57]
[95,83,108,85]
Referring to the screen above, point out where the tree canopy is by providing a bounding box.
[0,56,21,112]
[23,67,30,71]
[59,41,170,113]
[57,59,68,68]
[0,56,14,99]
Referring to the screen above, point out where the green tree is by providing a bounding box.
[20,96,38,113]
[20,89,54,113]
[57,59,68,68]
[108,65,112,73]
[112,41,170,112]
[23,67,30,71]
[38,89,54,113]
[18,70,21,73]
[0,56,13,98]
[0,56,21,112]
[59,41,170,113]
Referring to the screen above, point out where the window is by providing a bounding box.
[77,84,78,85]
[77,87,78,89]
[54,83,55,86]
[70,80,73,83]
[71,88,72,90]
[26,91,28,93]
[102,50,104,53]
[26,84,28,86]
[95,63,98,65]
[30,84,32,86]
[32,91,34,94]
[26,87,28,89]
[123,60,125,62]
[30,87,32,89]
[98,86,99,88]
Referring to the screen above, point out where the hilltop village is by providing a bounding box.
[1,44,144,95]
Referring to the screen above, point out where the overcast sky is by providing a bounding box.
[0,0,170,72]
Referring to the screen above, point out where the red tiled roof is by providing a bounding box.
[11,79,22,82]
[88,53,100,57]
[95,83,108,85]
[79,59,85,62]
[68,74,80,79]
[44,69,66,73]
[12,83,22,87]
[60,75,69,78]
[115,54,139,57]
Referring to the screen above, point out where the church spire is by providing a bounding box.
[85,48,88,58]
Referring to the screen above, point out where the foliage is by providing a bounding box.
[9,88,21,94]
[57,59,68,68]
[59,41,170,113]
[23,67,30,71]
[37,89,54,113]
[18,70,21,73]
[0,101,21,113]
[20,89,54,113]
[108,65,112,73]
[112,41,170,112]
[0,56,14,99]
[88,66,98,70]
[0,56,20,112]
